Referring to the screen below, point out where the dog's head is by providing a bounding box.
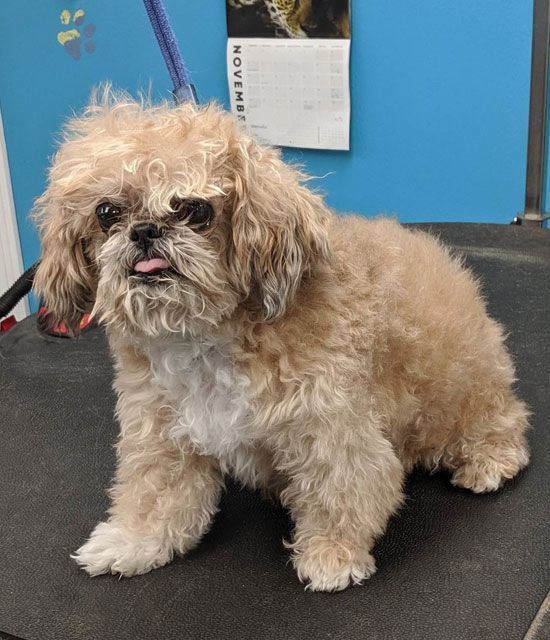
[33,91,331,337]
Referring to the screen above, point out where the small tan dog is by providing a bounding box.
[34,92,529,591]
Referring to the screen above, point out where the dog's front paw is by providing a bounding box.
[72,521,174,577]
[292,541,376,592]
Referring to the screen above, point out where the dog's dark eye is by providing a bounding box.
[172,199,214,230]
[95,202,122,231]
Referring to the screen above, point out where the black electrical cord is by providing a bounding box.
[0,261,39,320]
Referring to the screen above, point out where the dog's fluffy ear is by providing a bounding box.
[230,138,331,321]
[33,189,97,334]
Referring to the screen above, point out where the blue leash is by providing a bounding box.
[142,0,197,105]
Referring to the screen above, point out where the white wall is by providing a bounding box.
[0,108,28,320]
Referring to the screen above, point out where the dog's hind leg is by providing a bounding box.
[442,394,530,494]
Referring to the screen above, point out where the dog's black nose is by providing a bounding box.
[129,223,163,249]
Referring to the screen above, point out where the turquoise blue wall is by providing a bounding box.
[0,1,534,280]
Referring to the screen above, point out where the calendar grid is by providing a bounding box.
[228,38,350,150]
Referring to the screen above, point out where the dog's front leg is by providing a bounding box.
[280,414,405,592]
[72,360,223,577]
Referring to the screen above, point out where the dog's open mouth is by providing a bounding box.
[130,257,176,281]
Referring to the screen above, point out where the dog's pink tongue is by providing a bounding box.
[133,258,170,273]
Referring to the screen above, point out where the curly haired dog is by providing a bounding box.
[33,92,529,592]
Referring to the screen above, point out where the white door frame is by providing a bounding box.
[0,107,29,320]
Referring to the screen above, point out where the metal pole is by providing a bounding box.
[521,0,550,226]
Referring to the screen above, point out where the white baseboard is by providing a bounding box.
[0,108,29,321]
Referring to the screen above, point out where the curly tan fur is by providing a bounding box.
[34,90,529,591]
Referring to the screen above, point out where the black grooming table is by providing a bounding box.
[1,223,549,640]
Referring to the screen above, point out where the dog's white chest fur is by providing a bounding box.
[148,336,253,458]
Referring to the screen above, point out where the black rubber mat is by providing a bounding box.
[0,223,548,640]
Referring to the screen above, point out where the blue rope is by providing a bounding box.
[142,0,197,105]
